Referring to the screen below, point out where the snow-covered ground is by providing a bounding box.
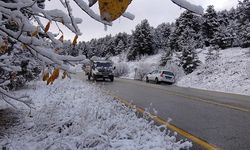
[177,47,250,96]
[111,47,250,96]
[0,78,191,149]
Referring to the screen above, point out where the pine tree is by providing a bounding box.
[202,5,219,46]
[170,11,202,52]
[115,40,125,55]
[212,23,235,49]
[127,19,154,61]
[104,36,116,56]
[237,0,250,48]
[160,48,172,66]
[211,9,236,49]
[178,30,201,74]
[154,23,172,51]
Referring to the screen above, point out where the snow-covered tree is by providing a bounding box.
[113,32,130,51]
[160,47,173,66]
[77,41,87,57]
[154,23,172,51]
[178,30,201,74]
[102,35,115,57]
[115,40,125,55]
[170,11,202,52]
[127,19,154,61]
[212,24,235,49]
[209,9,237,49]
[236,0,250,48]
[0,0,133,108]
[202,5,219,46]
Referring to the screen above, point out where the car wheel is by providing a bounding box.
[110,75,114,82]
[146,77,149,83]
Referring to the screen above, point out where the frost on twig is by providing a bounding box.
[0,87,33,108]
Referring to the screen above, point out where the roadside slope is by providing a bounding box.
[177,48,250,96]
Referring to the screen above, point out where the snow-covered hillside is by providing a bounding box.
[112,47,250,96]
[0,79,191,149]
[177,48,250,96]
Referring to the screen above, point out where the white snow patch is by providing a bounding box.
[0,78,191,149]
[70,64,83,73]
[177,47,250,96]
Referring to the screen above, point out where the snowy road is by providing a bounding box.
[76,73,250,150]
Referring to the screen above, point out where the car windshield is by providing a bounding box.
[95,62,112,67]
[163,71,174,76]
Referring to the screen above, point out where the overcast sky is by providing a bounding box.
[45,0,238,42]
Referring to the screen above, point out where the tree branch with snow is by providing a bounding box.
[0,0,134,108]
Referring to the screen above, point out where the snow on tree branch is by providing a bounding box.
[0,87,33,108]
[122,12,135,20]
[0,0,134,108]
[171,0,204,15]
[73,0,112,26]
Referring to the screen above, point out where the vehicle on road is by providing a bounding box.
[86,60,115,82]
[146,70,175,84]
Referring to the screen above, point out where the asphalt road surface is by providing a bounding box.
[77,73,250,150]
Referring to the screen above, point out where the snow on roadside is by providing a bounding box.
[70,64,84,73]
[177,47,250,96]
[111,53,163,79]
[0,79,191,150]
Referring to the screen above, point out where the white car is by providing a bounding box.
[146,70,175,84]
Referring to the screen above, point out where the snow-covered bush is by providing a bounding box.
[0,79,192,149]
[134,62,152,80]
[114,62,129,77]
[163,60,185,81]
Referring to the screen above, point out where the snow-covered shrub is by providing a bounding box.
[0,79,192,149]
[114,63,129,77]
[134,62,152,80]
[164,61,185,81]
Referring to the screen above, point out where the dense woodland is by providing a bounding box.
[64,0,250,74]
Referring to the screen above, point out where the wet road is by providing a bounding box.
[78,74,250,150]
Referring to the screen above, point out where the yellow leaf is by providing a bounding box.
[72,35,78,46]
[44,21,51,33]
[47,77,53,85]
[98,0,131,22]
[42,72,50,81]
[31,27,39,37]
[47,68,60,85]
